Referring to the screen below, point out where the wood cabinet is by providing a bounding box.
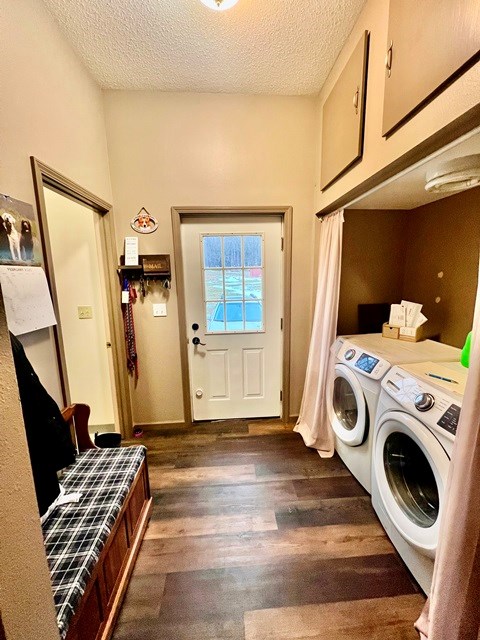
[383,0,480,136]
[320,31,369,190]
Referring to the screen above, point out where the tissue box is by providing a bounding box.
[399,325,424,342]
[382,323,400,340]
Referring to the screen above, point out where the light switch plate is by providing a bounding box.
[153,303,167,317]
[78,306,93,319]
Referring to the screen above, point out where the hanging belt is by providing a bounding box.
[122,278,138,380]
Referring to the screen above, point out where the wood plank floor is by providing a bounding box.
[113,420,425,640]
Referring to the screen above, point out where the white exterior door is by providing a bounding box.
[181,215,283,421]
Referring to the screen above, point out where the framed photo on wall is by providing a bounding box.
[0,194,42,265]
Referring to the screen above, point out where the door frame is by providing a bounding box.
[171,206,293,425]
[30,157,133,437]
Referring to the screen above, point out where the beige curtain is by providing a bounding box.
[415,269,480,639]
[294,209,344,458]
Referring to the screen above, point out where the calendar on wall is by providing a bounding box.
[0,265,56,335]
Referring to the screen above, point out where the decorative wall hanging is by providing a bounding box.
[130,207,158,234]
[0,194,43,265]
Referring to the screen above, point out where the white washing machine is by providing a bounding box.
[329,334,460,494]
[372,360,468,593]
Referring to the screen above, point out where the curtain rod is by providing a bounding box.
[317,209,344,222]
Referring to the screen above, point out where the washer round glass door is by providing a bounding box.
[374,410,450,557]
[329,364,367,446]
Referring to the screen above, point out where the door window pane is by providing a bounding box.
[244,268,262,300]
[224,236,242,267]
[244,235,262,267]
[204,269,224,301]
[202,233,264,333]
[224,269,243,299]
[245,301,263,330]
[203,236,222,268]
[207,301,224,331]
[225,302,244,331]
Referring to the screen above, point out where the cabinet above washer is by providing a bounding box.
[320,31,369,190]
[382,0,480,136]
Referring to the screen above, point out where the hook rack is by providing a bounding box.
[118,254,171,290]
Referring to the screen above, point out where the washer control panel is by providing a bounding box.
[337,340,390,380]
[437,403,461,436]
[382,366,463,440]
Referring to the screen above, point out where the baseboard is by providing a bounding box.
[134,417,298,431]
[134,421,187,431]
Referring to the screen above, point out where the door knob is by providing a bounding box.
[192,337,206,346]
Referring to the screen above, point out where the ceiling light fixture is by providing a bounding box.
[200,0,239,11]
[425,154,480,194]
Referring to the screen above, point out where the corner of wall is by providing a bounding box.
[0,292,59,640]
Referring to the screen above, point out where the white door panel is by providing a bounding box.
[208,350,230,399]
[243,348,264,398]
[182,215,283,420]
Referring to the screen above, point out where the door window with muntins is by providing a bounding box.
[202,234,264,333]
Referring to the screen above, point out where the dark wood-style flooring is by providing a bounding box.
[113,420,425,640]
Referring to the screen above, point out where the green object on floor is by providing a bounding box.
[461,331,472,368]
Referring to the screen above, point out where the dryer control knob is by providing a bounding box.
[345,348,356,361]
[414,393,435,412]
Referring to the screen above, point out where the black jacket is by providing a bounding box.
[10,333,76,516]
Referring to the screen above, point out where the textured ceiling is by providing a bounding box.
[41,0,366,94]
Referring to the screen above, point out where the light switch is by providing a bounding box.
[153,303,167,317]
[78,306,93,319]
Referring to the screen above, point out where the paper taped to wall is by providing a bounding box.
[0,265,57,335]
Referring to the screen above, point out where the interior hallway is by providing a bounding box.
[113,421,425,639]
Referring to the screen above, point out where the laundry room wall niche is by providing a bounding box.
[339,186,480,348]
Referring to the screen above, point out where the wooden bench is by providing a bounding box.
[44,404,152,640]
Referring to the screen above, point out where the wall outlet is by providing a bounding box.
[153,303,167,317]
[78,305,93,319]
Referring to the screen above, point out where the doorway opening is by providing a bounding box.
[172,207,292,425]
[31,158,132,437]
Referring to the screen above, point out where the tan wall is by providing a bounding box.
[313,0,480,213]
[104,91,317,423]
[0,3,113,636]
[0,0,113,406]
[338,209,408,335]
[403,188,480,348]
[0,292,59,640]
[44,188,116,426]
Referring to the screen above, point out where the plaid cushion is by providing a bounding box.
[42,445,146,639]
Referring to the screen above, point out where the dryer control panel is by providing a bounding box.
[337,340,391,380]
[382,366,463,440]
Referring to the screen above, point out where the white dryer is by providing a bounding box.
[329,335,460,494]
[371,361,468,593]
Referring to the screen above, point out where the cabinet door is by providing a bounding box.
[320,31,369,190]
[383,0,480,136]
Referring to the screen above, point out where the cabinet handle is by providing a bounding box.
[353,87,360,114]
[385,40,393,77]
